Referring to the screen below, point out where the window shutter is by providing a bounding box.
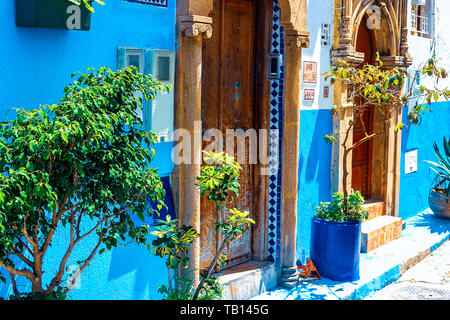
[117,46,126,69]
[144,49,175,142]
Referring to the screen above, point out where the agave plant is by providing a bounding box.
[426,137,450,196]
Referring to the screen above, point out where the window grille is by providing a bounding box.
[411,1,433,38]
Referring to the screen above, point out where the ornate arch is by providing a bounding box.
[330,0,411,220]
[333,0,411,67]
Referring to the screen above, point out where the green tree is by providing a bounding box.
[323,54,450,215]
[0,66,169,299]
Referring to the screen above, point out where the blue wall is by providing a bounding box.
[399,101,450,220]
[296,110,333,265]
[0,0,175,299]
[295,101,450,264]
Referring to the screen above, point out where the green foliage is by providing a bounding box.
[324,54,449,136]
[0,66,169,297]
[425,137,450,196]
[323,53,450,216]
[151,216,199,267]
[157,275,223,300]
[10,287,67,300]
[68,0,105,13]
[314,191,369,222]
[196,151,242,203]
[151,215,224,300]
[152,151,253,300]
[215,208,255,240]
[151,215,199,299]
[192,151,255,300]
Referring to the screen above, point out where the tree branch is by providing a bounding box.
[64,235,104,294]
[9,272,20,299]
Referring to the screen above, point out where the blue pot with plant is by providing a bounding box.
[425,137,450,219]
[310,191,368,282]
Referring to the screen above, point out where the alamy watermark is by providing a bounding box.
[171,121,279,176]
[66,5,82,30]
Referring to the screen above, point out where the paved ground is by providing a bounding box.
[252,210,450,300]
[365,239,450,300]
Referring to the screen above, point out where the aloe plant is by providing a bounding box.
[426,137,450,196]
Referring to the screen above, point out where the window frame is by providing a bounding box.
[411,0,434,39]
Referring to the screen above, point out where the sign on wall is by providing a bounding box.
[405,149,418,174]
[124,0,168,7]
[303,61,317,83]
[323,86,329,98]
[304,89,315,101]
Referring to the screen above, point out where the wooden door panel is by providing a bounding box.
[352,17,374,199]
[352,107,373,199]
[200,0,256,270]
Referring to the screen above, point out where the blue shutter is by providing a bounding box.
[144,49,154,76]
[117,46,126,70]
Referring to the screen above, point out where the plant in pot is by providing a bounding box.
[316,54,450,282]
[425,137,450,219]
[311,191,368,282]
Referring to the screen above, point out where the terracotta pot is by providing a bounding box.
[429,189,450,219]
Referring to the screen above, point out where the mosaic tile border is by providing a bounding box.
[267,0,284,263]
[124,0,168,7]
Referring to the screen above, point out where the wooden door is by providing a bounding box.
[352,16,374,199]
[200,0,257,270]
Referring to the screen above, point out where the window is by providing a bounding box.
[118,47,144,121]
[145,49,175,142]
[117,47,175,142]
[411,0,433,38]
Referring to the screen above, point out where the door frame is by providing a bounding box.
[198,0,271,268]
[331,0,412,216]
[174,0,309,288]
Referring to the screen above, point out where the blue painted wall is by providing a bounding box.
[295,102,450,264]
[399,101,450,220]
[0,0,175,299]
[296,110,333,265]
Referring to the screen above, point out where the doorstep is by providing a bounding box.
[361,215,403,253]
[251,209,450,300]
[216,260,277,300]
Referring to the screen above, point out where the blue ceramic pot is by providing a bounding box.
[310,216,361,282]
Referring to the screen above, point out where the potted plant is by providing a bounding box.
[310,191,368,282]
[316,55,450,282]
[425,137,450,219]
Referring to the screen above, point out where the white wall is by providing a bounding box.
[301,0,335,110]
[407,0,450,99]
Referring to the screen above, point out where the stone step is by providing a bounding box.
[363,201,385,222]
[361,215,402,253]
[217,261,277,300]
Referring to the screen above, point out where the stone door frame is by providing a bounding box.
[173,0,309,288]
[330,0,412,217]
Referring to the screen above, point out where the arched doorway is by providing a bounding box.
[352,16,375,200]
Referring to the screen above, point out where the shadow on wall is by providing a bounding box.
[296,109,333,266]
[399,102,450,220]
[108,240,167,299]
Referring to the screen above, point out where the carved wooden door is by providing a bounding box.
[352,16,375,199]
[200,0,257,270]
